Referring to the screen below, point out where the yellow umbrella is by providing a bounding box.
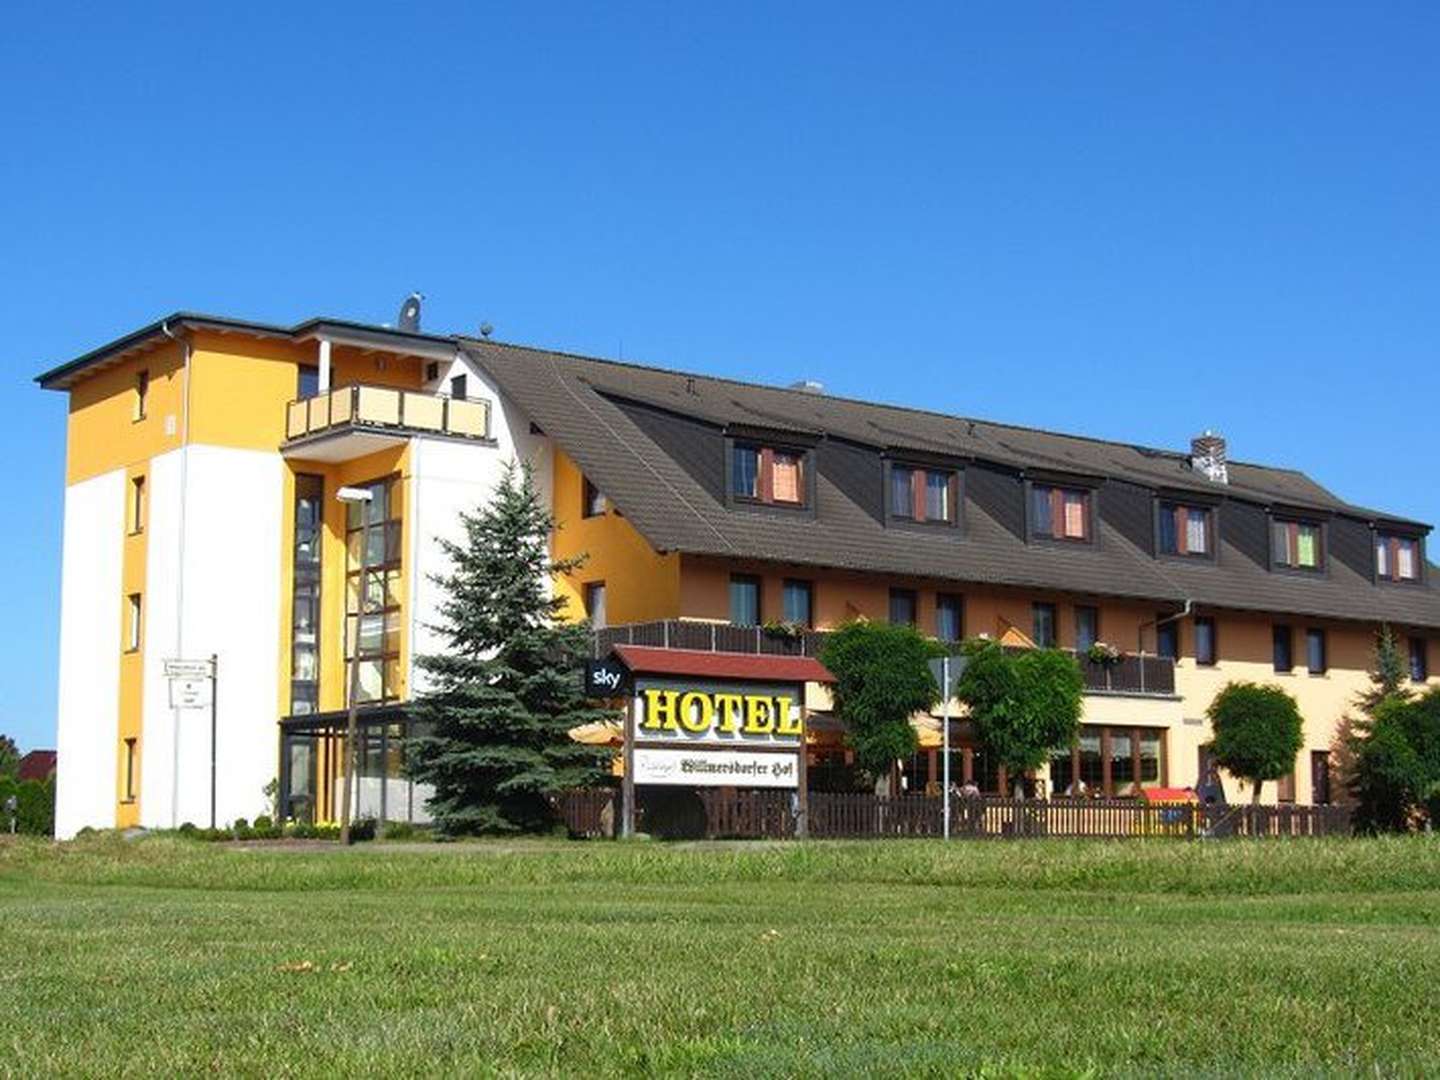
[568,720,623,746]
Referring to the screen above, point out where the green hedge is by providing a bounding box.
[0,776,55,836]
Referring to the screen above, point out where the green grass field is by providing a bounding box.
[3,834,1439,1077]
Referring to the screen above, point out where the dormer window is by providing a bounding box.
[1030,484,1090,542]
[1376,532,1421,582]
[1273,519,1324,572]
[888,464,958,525]
[1158,502,1214,559]
[730,442,808,507]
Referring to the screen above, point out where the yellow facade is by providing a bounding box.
[551,449,681,625]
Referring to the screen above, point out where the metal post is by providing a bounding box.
[340,637,361,845]
[621,694,636,838]
[942,654,951,840]
[209,653,218,830]
[796,691,809,839]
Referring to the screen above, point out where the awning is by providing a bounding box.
[612,645,834,684]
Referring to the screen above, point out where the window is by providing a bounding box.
[1376,533,1421,582]
[1311,751,1332,806]
[126,593,142,652]
[782,579,813,627]
[290,474,323,715]
[1158,502,1213,557]
[582,476,606,518]
[133,370,149,421]
[1156,618,1178,661]
[344,477,403,705]
[729,574,761,626]
[888,465,958,524]
[1194,616,1217,666]
[889,588,917,627]
[1306,628,1327,675]
[936,593,964,642]
[584,582,607,630]
[123,738,137,802]
[450,373,468,401]
[1074,606,1099,652]
[297,364,320,400]
[1053,725,1165,797]
[1032,602,1057,648]
[129,475,146,534]
[1411,636,1429,682]
[1273,624,1293,673]
[1273,519,1323,571]
[730,443,808,508]
[1031,484,1089,542]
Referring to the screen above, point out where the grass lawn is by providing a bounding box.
[2,834,1439,1077]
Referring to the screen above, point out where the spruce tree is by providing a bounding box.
[408,462,614,835]
[1354,623,1410,716]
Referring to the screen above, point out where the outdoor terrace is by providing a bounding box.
[591,620,1177,697]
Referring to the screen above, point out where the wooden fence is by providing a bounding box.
[552,789,1352,841]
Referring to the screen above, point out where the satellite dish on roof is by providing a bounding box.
[397,292,423,332]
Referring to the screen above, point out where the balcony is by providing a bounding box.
[591,620,1176,697]
[283,384,491,461]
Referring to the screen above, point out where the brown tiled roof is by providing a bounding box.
[466,339,1440,629]
[17,750,56,782]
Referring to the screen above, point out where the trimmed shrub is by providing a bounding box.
[1207,681,1305,803]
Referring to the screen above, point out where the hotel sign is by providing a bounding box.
[633,747,799,788]
[631,678,803,747]
[628,677,803,790]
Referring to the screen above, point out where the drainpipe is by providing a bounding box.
[1137,599,1194,653]
[160,319,192,828]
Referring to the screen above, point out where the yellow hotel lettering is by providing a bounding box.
[641,689,802,739]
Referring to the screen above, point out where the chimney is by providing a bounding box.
[1190,430,1228,484]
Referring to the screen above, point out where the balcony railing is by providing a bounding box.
[284,384,491,444]
[590,620,1176,696]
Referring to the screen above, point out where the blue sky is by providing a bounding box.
[3,3,1438,751]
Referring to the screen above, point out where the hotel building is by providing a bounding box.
[37,311,1440,837]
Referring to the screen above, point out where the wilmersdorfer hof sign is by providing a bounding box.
[630,678,803,789]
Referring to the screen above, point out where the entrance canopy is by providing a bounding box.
[612,644,834,683]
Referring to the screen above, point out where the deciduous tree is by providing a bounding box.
[1206,682,1304,805]
[956,640,1084,797]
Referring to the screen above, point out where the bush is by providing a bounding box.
[0,776,55,836]
[252,815,273,831]
[178,822,197,835]
[1350,688,1440,833]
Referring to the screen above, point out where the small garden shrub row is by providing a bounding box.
[175,817,379,842]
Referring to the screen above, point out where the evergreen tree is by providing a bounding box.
[408,462,614,835]
[1354,623,1410,716]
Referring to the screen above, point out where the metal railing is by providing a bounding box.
[590,620,1176,696]
[284,384,491,444]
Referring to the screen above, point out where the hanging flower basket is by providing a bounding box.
[1085,641,1122,666]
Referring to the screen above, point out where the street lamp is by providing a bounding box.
[335,485,374,846]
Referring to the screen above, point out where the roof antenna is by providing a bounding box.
[397,292,423,332]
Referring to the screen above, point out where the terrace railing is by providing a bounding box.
[591,620,1175,696]
[284,384,491,444]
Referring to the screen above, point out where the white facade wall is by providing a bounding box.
[141,445,284,829]
[53,469,125,839]
[407,353,549,694]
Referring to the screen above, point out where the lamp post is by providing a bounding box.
[335,485,374,846]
